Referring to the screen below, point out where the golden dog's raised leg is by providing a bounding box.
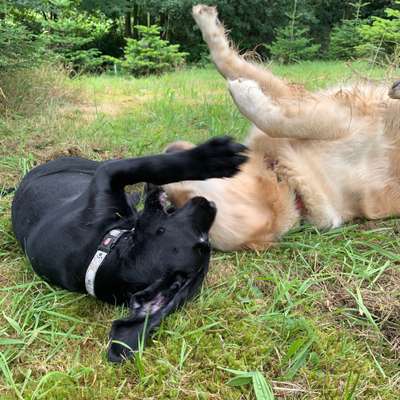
[228,78,350,140]
[192,4,291,99]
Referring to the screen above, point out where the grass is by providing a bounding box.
[1,60,400,399]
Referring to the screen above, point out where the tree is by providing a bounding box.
[327,1,367,59]
[108,24,187,75]
[356,1,400,63]
[268,0,320,63]
[0,20,44,70]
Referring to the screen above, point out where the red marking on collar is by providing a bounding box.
[103,238,112,246]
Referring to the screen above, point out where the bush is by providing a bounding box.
[0,20,44,70]
[110,25,188,76]
[41,13,111,73]
[356,3,400,63]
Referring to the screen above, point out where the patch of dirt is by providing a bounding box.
[32,144,129,165]
[206,259,237,287]
[61,93,153,121]
[353,218,400,233]
[0,272,10,286]
[39,145,84,161]
[320,268,400,353]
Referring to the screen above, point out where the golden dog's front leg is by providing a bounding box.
[192,4,291,99]
[228,78,350,141]
[228,78,283,135]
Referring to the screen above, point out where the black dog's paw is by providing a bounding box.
[189,136,248,179]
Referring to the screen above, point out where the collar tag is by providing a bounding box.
[85,228,133,297]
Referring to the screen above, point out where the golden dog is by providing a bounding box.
[164,4,400,251]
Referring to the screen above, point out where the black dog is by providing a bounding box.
[11,137,247,362]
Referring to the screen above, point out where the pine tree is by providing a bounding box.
[268,0,320,64]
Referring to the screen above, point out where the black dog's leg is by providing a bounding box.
[95,136,247,192]
[82,136,246,223]
[103,136,246,190]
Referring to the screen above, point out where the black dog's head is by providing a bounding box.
[107,186,216,362]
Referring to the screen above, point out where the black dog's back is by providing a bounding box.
[12,157,99,247]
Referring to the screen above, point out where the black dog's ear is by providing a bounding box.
[108,272,205,363]
[142,184,165,213]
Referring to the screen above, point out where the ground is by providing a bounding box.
[1,61,400,399]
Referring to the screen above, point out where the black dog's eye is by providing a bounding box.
[156,227,165,235]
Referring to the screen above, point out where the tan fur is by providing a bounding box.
[164,5,400,251]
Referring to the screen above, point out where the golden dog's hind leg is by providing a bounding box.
[192,4,291,99]
[228,78,350,140]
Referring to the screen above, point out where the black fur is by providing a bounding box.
[11,136,247,362]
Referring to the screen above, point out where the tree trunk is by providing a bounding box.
[124,12,132,37]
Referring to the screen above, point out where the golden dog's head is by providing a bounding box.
[163,141,300,251]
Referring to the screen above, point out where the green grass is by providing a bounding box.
[1,61,400,399]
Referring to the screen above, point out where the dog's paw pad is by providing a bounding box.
[229,79,262,95]
[193,4,217,17]
[192,4,220,31]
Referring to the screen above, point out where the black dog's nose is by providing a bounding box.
[194,235,211,254]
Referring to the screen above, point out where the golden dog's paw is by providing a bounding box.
[389,80,400,99]
[192,4,220,34]
[228,79,266,116]
[193,4,218,18]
